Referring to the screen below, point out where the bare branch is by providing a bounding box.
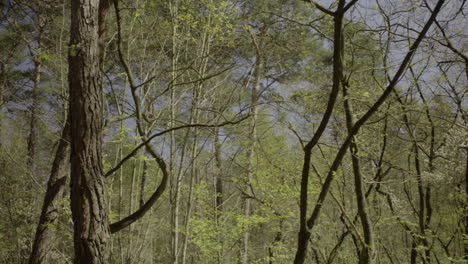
[105,115,250,178]
[302,0,335,16]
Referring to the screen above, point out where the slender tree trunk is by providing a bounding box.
[117,144,124,264]
[214,127,223,216]
[181,167,195,264]
[0,62,5,106]
[342,83,375,264]
[27,60,41,173]
[294,0,445,262]
[294,1,346,262]
[68,0,110,263]
[240,26,263,264]
[464,151,468,260]
[181,124,199,264]
[140,158,148,208]
[169,2,179,262]
[0,62,6,148]
[214,126,224,263]
[395,83,431,264]
[181,31,209,261]
[415,70,435,263]
[241,86,258,264]
[29,120,70,264]
[413,143,431,264]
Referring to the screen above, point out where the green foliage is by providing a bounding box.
[0,0,466,263]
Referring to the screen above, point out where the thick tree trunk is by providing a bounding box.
[29,120,70,264]
[68,0,110,263]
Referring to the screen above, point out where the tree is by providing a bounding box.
[68,0,111,262]
[1,0,466,263]
[294,0,446,263]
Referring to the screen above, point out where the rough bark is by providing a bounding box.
[68,0,110,263]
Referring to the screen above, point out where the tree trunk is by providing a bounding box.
[139,158,148,208]
[169,2,179,262]
[342,83,375,264]
[294,0,445,262]
[214,126,223,218]
[294,1,346,262]
[27,60,41,174]
[240,25,263,264]
[464,152,468,260]
[0,63,6,119]
[214,126,224,263]
[68,0,110,263]
[29,120,70,264]
[0,62,6,148]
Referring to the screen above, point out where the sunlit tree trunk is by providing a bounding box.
[68,0,111,263]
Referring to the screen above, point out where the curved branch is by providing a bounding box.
[109,0,248,233]
[104,116,249,178]
[109,0,168,233]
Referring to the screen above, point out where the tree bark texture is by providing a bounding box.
[69,0,110,263]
